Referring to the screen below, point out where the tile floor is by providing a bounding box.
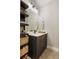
[39,48,59,59]
[27,48,59,59]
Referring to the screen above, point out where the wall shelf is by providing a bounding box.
[20,23,29,26]
[20,43,28,49]
[20,32,28,37]
[20,0,29,59]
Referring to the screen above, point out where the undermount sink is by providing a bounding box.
[27,32,47,37]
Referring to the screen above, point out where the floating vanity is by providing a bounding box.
[28,32,47,59]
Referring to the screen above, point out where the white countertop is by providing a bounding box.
[27,32,47,37]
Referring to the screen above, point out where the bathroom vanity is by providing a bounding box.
[28,32,47,59]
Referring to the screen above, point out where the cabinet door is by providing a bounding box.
[29,36,37,59]
[36,36,43,57]
[37,34,47,57]
[42,34,47,50]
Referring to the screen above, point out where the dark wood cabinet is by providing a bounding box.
[28,34,47,59]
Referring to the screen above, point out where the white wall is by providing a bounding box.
[39,0,59,51]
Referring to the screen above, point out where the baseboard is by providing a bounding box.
[47,46,59,52]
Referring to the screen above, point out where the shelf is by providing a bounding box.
[20,43,28,49]
[20,32,29,37]
[20,1,29,58]
[20,23,29,26]
[20,22,29,26]
[20,32,28,35]
[21,1,28,9]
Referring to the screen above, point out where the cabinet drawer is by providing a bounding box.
[20,36,29,46]
[20,46,28,57]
